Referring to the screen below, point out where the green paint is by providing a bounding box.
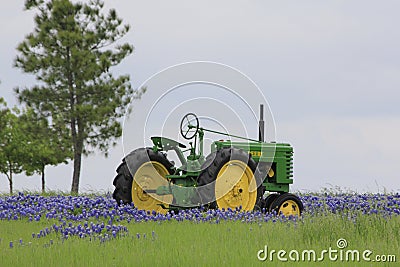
[150,116,295,208]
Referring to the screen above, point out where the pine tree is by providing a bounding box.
[15,0,139,193]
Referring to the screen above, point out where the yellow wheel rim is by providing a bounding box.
[132,161,172,214]
[278,200,300,216]
[215,160,257,211]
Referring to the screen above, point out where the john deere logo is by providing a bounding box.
[249,151,262,157]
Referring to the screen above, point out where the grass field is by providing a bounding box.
[1,192,399,266]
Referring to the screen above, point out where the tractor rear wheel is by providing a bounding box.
[269,193,303,216]
[197,147,263,211]
[112,148,174,214]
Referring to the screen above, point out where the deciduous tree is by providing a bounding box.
[20,109,72,193]
[0,102,27,194]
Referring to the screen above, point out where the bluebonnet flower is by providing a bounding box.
[1,192,399,245]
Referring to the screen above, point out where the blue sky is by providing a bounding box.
[1,1,399,193]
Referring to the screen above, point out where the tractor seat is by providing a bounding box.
[151,136,186,151]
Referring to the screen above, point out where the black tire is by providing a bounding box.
[192,151,217,207]
[112,148,174,205]
[270,193,303,216]
[259,193,279,212]
[197,147,263,211]
[112,162,133,204]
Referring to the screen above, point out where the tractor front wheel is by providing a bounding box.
[269,193,303,216]
[260,193,279,212]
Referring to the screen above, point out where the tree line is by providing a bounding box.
[1,0,140,194]
[0,99,70,194]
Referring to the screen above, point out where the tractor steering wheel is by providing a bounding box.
[180,113,199,140]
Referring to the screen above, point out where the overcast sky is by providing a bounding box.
[1,1,399,193]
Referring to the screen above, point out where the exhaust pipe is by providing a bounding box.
[258,104,264,142]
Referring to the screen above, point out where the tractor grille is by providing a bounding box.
[285,151,294,179]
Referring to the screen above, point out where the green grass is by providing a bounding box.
[1,214,399,266]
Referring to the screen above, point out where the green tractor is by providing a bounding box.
[112,105,303,216]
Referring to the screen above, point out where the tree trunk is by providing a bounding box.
[71,118,84,194]
[71,148,82,194]
[9,178,12,195]
[66,46,84,194]
[8,168,13,195]
[70,112,84,194]
[41,164,45,194]
[70,114,82,194]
